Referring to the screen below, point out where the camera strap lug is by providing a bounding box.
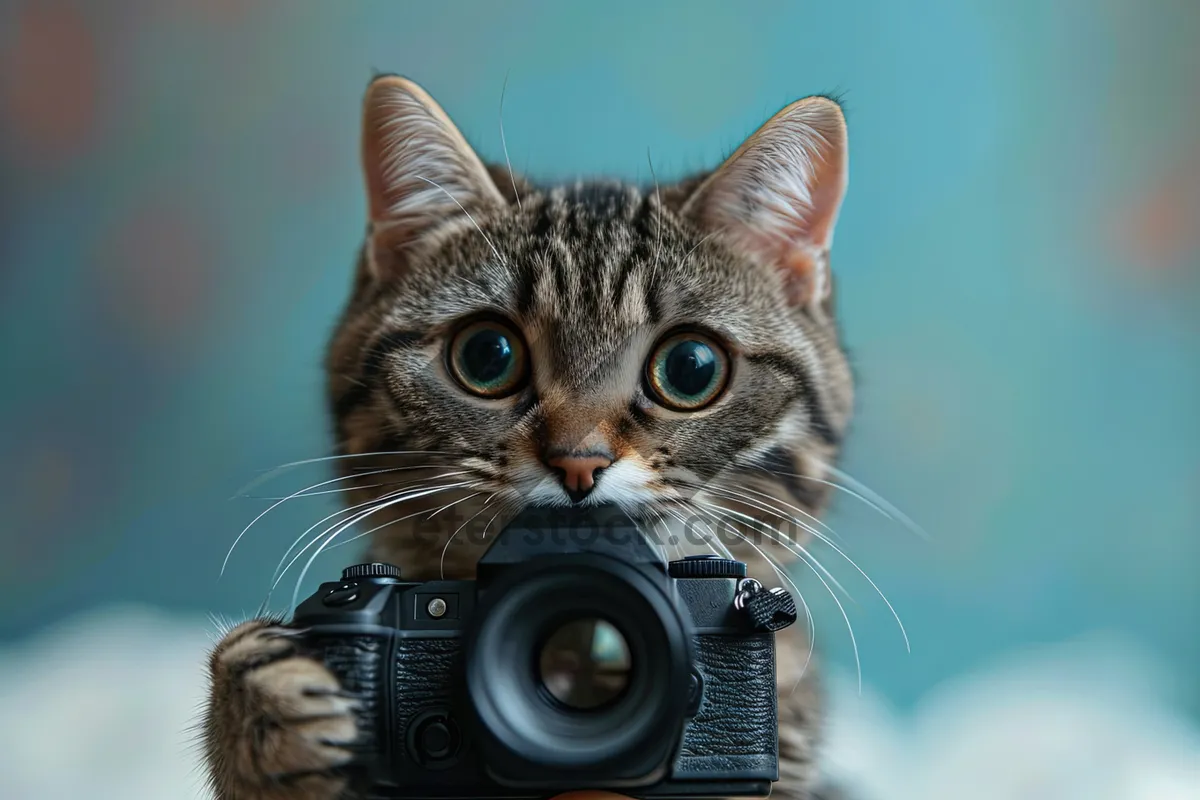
[733,578,798,632]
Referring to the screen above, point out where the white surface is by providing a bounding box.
[0,606,1197,800]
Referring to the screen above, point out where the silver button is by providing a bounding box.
[427,597,448,618]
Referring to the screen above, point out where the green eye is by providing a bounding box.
[646,331,730,411]
[448,318,529,398]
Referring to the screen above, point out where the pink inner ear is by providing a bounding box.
[686,97,847,307]
[781,249,823,307]
[359,76,505,232]
[799,140,847,252]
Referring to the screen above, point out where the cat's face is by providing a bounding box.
[325,78,852,579]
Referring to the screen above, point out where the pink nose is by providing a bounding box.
[547,454,613,503]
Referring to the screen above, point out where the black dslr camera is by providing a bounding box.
[291,505,797,799]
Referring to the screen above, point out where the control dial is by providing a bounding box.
[667,554,747,579]
[340,562,402,580]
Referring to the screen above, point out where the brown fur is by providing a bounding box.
[203,76,854,799]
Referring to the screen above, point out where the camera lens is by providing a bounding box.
[538,618,631,710]
[464,553,693,784]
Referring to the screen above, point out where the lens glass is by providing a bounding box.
[538,618,632,710]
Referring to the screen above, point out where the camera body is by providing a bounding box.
[292,506,789,799]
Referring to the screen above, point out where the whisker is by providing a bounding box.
[415,176,506,265]
[440,495,492,579]
[232,450,454,498]
[725,475,846,545]
[287,481,478,611]
[480,506,506,539]
[647,149,663,275]
[817,461,931,541]
[427,491,479,520]
[689,503,817,692]
[790,579,817,696]
[266,471,473,593]
[675,229,720,270]
[762,460,931,542]
[243,463,460,500]
[222,466,409,578]
[498,71,522,213]
[666,505,731,559]
[260,476,474,610]
[632,513,668,561]
[721,482,910,653]
[659,507,708,560]
[695,496,852,602]
[691,506,830,695]
[240,482,391,501]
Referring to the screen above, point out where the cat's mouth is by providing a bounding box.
[516,457,663,511]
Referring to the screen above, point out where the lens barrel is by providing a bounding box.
[462,552,693,787]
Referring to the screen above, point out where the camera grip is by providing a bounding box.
[675,633,777,777]
[307,633,390,767]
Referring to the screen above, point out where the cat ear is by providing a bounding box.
[361,76,506,275]
[682,97,848,308]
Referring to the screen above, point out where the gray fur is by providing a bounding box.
[203,78,854,800]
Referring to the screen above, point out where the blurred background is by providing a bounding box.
[1,1,1198,798]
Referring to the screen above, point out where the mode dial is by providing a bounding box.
[667,554,747,579]
[340,562,402,580]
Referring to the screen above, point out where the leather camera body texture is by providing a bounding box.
[292,561,779,800]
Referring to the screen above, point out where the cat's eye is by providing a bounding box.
[645,330,730,411]
[448,318,529,398]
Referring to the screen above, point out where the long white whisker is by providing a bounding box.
[232,450,453,498]
[695,497,852,601]
[723,475,846,544]
[661,507,712,560]
[767,460,931,542]
[647,149,663,275]
[287,481,477,611]
[222,466,407,578]
[818,461,931,541]
[790,579,817,695]
[440,497,493,580]
[265,471,471,593]
[499,72,522,213]
[243,482,391,501]
[427,491,479,520]
[245,463,462,500]
[322,477,482,556]
[415,176,505,265]
[722,482,910,652]
[675,230,720,269]
[633,512,668,561]
[669,505,732,559]
[480,506,506,539]
[313,482,485,563]
[690,504,822,693]
[263,479,476,612]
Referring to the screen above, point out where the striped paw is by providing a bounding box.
[202,619,358,800]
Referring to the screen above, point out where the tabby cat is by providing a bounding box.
[203,75,853,800]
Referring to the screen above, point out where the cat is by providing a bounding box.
[203,75,853,800]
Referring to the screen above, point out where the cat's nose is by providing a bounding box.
[546,452,613,504]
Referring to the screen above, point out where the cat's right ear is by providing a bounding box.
[361,76,506,278]
[681,96,849,310]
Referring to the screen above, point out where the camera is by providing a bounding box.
[291,504,797,798]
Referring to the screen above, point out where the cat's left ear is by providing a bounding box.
[682,96,848,309]
[361,75,507,277]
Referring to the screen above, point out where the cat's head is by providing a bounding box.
[326,76,853,578]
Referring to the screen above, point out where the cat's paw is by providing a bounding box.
[203,618,358,800]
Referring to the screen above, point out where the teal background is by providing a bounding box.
[1,0,1198,754]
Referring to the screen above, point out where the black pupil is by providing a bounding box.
[462,328,513,384]
[665,340,716,397]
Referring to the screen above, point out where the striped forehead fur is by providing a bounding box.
[325,78,855,584]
